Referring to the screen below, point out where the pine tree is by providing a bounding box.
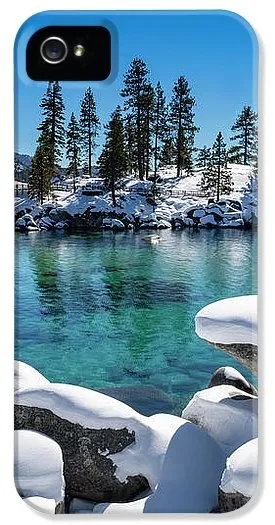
[141,81,155,179]
[124,114,137,175]
[121,58,150,180]
[159,135,175,166]
[28,130,52,204]
[153,82,169,177]
[196,146,211,168]
[230,105,258,165]
[79,87,99,177]
[170,76,198,177]
[98,106,128,206]
[66,113,81,193]
[201,132,233,201]
[37,81,65,178]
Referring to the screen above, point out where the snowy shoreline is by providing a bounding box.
[15,164,257,233]
[14,295,258,515]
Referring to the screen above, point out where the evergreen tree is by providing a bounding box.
[98,106,127,206]
[201,132,233,201]
[28,131,52,204]
[79,87,99,177]
[170,76,198,177]
[121,58,150,180]
[141,81,155,179]
[66,112,81,193]
[153,82,169,177]
[159,135,176,166]
[196,146,211,168]
[124,114,138,175]
[37,81,65,178]
[230,105,258,165]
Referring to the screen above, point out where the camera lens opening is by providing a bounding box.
[40,37,68,64]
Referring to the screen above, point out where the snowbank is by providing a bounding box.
[195,295,257,345]
[14,360,50,393]
[208,366,257,396]
[14,430,65,506]
[182,385,257,456]
[220,438,258,498]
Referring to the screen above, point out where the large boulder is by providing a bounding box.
[195,296,257,375]
[218,438,258,512]
[14,361,50,393]
[14,430,65,513]
[181,385,257,456]
[208,367,257,396]
[14,383,191,502]
[92,421,225,514]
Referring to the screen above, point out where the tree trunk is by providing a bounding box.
[176,94,183,178]
[244,125,248,165]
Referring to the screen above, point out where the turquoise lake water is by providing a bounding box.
[15,229,257,415]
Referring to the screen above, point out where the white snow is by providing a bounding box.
[182,385,257,456]
[94,420,225,514]
[14,361,50,393]
[195,295,257,345]
[14,430,65,504]
[223,366,251,385]
[220,438,258,498]
[15,383,186,490]
[23,496,56,514]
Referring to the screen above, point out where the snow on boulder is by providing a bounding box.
[94,421,225,514]
[15,384,191,501]
[14,430,65,512]
[200,214,218,227]
[23,497,57,514]
[182,385,257,456]
[218,439,258,512]
[14,360,50,393]
[208,366,257,396]
[15,217,26,229]
[195,295,257,345]
[193,208,206,218]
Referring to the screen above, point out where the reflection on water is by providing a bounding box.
[15,229,257,415]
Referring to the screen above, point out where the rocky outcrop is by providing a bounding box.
[14,404,149,502]
[208,367,257,396]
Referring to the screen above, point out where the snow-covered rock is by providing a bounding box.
[208,366,257,396]
[218,439,258,512]
[14,430,65,511]
[38,216,55,230]
[23,497,57,514]
[14,361,50,393]
[15,217,26,229]
[15,383,194,501]
[93,420,225,513]
[200,214,218,227]
[195,295,257,346]
[103,218,125,231]
[182,385,257,456]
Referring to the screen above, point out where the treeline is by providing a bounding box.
[28,57,258,204]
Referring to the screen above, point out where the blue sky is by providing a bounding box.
[15,11,258,162]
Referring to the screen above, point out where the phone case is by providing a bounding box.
[14,10,258,515]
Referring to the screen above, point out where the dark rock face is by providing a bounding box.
[207,341,258,376]
[218,488,250,513]
[14,405,149,503]
[208,367,257,396]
